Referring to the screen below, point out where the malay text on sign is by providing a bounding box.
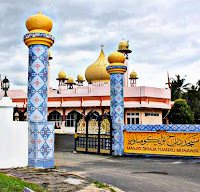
[124,131,200,156]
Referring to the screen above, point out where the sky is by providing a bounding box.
[0,0,200,91]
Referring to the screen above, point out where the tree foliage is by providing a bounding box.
[169,75,191,101]
[168,99,194,124]
[183,80,200,123]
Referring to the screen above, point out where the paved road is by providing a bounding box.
[55,134,200,192]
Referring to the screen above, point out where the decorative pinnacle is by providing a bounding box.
[101,44,104,50]
[38,11,42,14]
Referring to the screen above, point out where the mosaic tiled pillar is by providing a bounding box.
[110,73,125,156]
[28,122,54,168]
[24,12,55,168]
[107,51,127,156]
[28,44,49,122]
[27,44,54,168]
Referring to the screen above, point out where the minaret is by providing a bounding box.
[118,40,132,87]
[106,50,127,156]
[129,71,138,87]
[24,11,55,168]
[57,70,67,93]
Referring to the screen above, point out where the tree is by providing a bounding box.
[184,80,200,123]
[169,75,191,101]
[168,99,194,124]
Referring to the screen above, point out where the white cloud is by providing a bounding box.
[0,0,199,92]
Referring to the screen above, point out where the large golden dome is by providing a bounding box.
[85,46,110,83]
[26,11,53,33]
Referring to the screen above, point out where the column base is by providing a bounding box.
[28,122,54,169]
[112,123,124,156]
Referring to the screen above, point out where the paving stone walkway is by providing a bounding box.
[0,167,122,192]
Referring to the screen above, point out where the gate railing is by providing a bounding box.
[75,114,112,155]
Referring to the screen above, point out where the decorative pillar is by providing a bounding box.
[24,12,55,168]
[107,50,127,156]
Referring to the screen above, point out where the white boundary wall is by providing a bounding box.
[0,97,28,168]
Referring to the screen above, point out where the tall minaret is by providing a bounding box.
[24,11,55,168]
[118,40,132,87]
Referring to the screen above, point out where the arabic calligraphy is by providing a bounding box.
[124,131,200,157]
[127,133,199,147]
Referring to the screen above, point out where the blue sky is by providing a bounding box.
[0,0,200,91]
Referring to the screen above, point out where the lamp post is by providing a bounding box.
[2,76,10,97]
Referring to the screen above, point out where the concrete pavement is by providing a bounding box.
[55,151,200,192]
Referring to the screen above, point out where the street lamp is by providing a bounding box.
[2,76,10,97]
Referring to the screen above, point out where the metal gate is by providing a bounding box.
[75,111,112,155]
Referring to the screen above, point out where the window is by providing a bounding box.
[48,111,62,121]
[145,113,159,117]
[65,111,79,127]
[127,112,140,124]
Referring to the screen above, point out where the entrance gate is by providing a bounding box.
[75,111,112,155]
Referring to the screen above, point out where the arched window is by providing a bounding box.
[48,110,62,121]
[65,110,81,127]
[86,110,100,121]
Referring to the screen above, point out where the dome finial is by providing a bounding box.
[101,44,104,50]
[108,50,125,63]
[26,12,53,33]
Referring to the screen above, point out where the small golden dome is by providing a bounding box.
[85,46,110,83]
[130,71,138,79]
[58,70,66,79]
[26,11,53,32]
[118,40,132,53]
[77,75,84,82]
[67,76,74,84]
[119,40,129,49]
[108,50,125,64]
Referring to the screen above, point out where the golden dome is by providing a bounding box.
[118,40,132,53]
[85,46,110,83]
[77,75,84,82]
[119,40,129,49]
[67,76,74,84]
[26,11,53,33]
[130,71,138,79]
[108,50,125,64]
[58,70,66,79]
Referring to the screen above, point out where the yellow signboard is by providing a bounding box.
[124,131,200,156]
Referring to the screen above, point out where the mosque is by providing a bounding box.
[6,12,171,133]
[9,40,171,133]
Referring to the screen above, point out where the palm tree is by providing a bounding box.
[196,80,200,91]
[169,75,191,101]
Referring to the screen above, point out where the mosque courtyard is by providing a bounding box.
[55,150,200,192]
[54,134,200,192]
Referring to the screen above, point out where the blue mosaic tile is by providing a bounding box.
[123,124,200,132]
[28,122,54,168]
[110,73,125,156]
[24,33,55,41]
[27,44,49,122]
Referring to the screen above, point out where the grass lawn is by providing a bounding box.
[0,172,47,192]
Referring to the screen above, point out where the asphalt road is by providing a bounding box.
[55,134,200,192]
